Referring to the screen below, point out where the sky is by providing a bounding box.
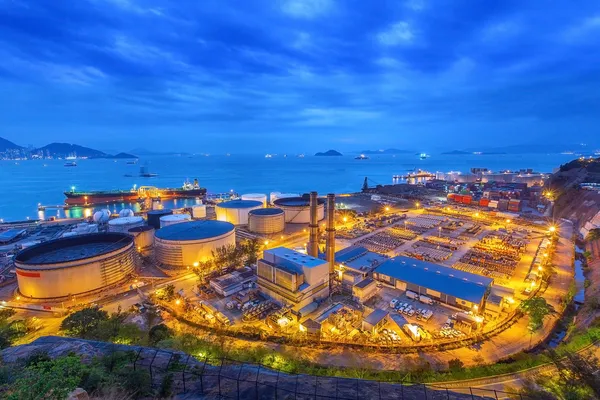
[0,0,599,153]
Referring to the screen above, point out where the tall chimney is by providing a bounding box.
[308,191,319,257]
[326,193,336,273]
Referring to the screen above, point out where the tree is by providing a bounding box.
[60,307,109,338]
[520,296,555,331]
[156,284,176,302]
[447,358,464,372]
[587,228,600,242]
[149,324,173,345]
[242,238,261,266]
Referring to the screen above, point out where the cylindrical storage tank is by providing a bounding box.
[192,205,207,219]
[273,196,325,224]
[154,220,236,267]
[270,192,298,205]
[128,225,155,256]
[216,200,263,225]
[160,213,191,228]
[147,209,173,230]
[248,208,285,234]
[108,216,144,233]
[118,208,134,218]
[14,233,135,299]
[241,193,268,207]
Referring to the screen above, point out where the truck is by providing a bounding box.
[402,323,421,341]
[406,291,419,300]
[418,295,434,305]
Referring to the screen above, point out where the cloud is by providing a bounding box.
[280,0,332,19]
[377,21,414,46]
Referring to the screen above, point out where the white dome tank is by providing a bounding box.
[93,210,110,224]
[119,208,134,218]
[270,192,298,205]
[160,213,191,228]
[108,216,145,233]
[241,193,268,207]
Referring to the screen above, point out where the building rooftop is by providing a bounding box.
[155,220,235,241]
[249,208,284,216]
[336,246,388,272]
[0,229,26,243]
[374,256,493,304]
[15,233,132,265]
[266,247,326,270]
[363,309,388,326]
[354,277,375,290]
[217,199,262,209]
[301,318,321,330]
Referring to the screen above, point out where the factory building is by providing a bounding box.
[216,199,263,225]
[273,195,325,224]
[352,277,378,303]
[256,247,329,311]
[335,246,388,287]
[248,208,285,234]
[128,225,155,256]
[373,256,493,311]
[14,233,136,299]
[154,220,235,267]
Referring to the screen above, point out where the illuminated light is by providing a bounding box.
[475,316,484,323]
[175,299,181,305]
[343,217,348,222]
[549,226,556,233]
[385,207,390,212]
[538,266,543,271]
[506,297,515,304]
[415,202,420,208]
[193,262,199,267]
[277,317,289,327]
[16,296,21,301]
[299,324,306,332]
[264,240,269,246]
[474,213,479,217]
[280,236,284,240]
[473,304,479,311]
[505,219,511,224]
[71,186,75,192]
[187,266,190,270]
[543,253,548,258]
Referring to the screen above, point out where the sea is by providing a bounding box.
[0,153,575,222]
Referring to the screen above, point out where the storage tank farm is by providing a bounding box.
[147,209,173,230]
[216,199,263,225]
[128,225,155,256]
[14,233,136,299]
[154,220,236,267]
[241,193,268,207]
[108,216,145,233]
[273,194,325,224]
[160,213,191,228]
[248,208,285,234]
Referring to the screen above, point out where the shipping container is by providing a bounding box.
[498,199,509,211]
[454,195,463,203]
[479,198,490,207]
[462,195,472,204]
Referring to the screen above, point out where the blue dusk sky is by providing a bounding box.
[0,0,599,153]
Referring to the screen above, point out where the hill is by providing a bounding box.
[37,142,108,158]
[110,152,138,159]
[315,149,342,156]
[0,136,23,152]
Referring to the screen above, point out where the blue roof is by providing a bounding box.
[336,246,388,271]
[155,220,234,241]
[218,199,262,209]
[336,246,369,263]
[147,209,172,215]
[266,247,326,270]
[374,256,492,304]
[249,208,284,216]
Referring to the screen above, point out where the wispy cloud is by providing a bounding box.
[280,0,332,19]
[377,21,414,46]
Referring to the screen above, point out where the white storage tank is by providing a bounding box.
[273,196,325,224]
[93,209,111,224]
[248,208,285,234]
[192,205,207,219]
[108,216,144,233]
[118,208,135,218]
[270,192,298,205]
[160,213,191,228]
[154,220,236,267]
[241,193,268,207]
[216,199,263,225]
[128,225,155,256]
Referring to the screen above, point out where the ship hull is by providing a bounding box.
[64,189,206,206]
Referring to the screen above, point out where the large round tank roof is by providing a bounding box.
[249,208,284,216]
[273,196,326,207]
[155,220,235,241]
[217,199,262,209]
[108,216,144,225]
[160,214,191,221]
[15,233,133,265]
[147,209,173,216]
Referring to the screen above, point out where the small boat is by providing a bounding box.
[126,159,138,165]
[64,161,77,167]
[419,153,429,160]
[297,154,305,158]
[139,164,158,177]
[265,154,272,158]
[355,154,369,160]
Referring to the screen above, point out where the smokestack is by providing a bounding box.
[326,193,336,273]
[308,191,319,257]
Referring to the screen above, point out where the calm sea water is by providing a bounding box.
[0,153,574,222]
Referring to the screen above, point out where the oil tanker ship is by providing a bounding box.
[64,179,206,206]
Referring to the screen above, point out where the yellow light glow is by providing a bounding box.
[175,299,181,305]
[193,262,199,267]
[385,207,390,212]
[505,219,511,224]
[473,304,479,310]
[474,213,479,217]
[299,324,306,332]
[264,240,269,245]
[506,297,515,304]
[415,202,420,208]
[343,217,348,222]
[277,317,289,327]
[549,226,556,233]
[16,296,21,301]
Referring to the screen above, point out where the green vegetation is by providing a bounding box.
[192,238,261,281]
[0,309,37,349]
[60,307,144,344]
[155,284,176,301]
[521,296,555,331]
[0,352,153,399]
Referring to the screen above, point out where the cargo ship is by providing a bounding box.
[64,179,206,206]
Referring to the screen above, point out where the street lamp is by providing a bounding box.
[415,202,420,209]
[385,207,390,212]
[549,226,556,233]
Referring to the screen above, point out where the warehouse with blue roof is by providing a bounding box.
[373,256,493,311]
[335,246,388,287]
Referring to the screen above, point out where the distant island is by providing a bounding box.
[360,148,413,155]
[315,150,342,156]
[442,150,471,155]
[0,136,137,160]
